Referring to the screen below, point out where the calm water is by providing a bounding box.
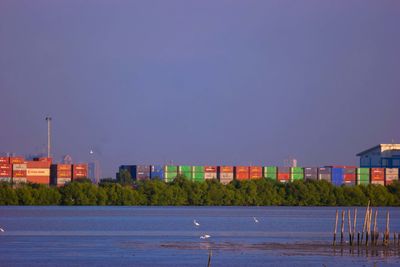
[0,206,399,266]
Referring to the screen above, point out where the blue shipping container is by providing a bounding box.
[332,168,344,186]
[150,165,164,180]
[119,165,137,179]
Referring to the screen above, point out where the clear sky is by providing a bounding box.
[1,0,399,177]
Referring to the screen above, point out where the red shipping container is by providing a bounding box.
[0,163,11,170]
[236,166,249,173]
[9,157,24,164]
[236,172,249,180]
[27,176,50,184]
[73,164,88,171]
[27,161,51,168]
[277,173,290,182]
[0,157,9,164]
[344,173,356,182]
[57,170,72,178]
[249,166,262,179]
[39,157,52,163]
[220,166,234,173]
[12,170,27,177]
[57,164,71,171]
[204,166,217,172]
[0,170,12,177]
[371,168,385,181]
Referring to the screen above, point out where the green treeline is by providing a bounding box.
[1,177,400,206]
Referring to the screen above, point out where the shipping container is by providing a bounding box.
[264,166,277,180]
[136,165,150,181]
[235,166,249,180]
[249,166,262,179]
[358,179,370,186]
[178,165,191,172]
[343,167,356,174]
[27,168,50,176]
[192,172,205,182]
[27,176,50,184]
[13,163,27,170]
[204,166,217,172]
[331,168,344,186]
[344,173,356,183]
[371,180,385,186]
[371,168,385,181]
[72,164,88,180]
[290,167,304,181]
[192,166,205,173]
[318,167,331,182]
[13,177,27,184]
[0,163,12,177]
[385,168,399,185]
[0,177,12,183]
[56,164,72,171]
[0,157,9,164]
[27,161,51,168]
[9,157,24,164]
[164,165,177,172]
[150,165,164,180]
[304,167,318,180]
[219,166,234,173]
[38,157,52,163]
[165,172,177,182]
[278,167,290,173]
[12,170,27,177]
[277,173,290,183]
[219,172,233,184]
[204,173,217,180]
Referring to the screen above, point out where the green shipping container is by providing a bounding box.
[180,171,192,179]
[358,180,369,186]
[192,166,205,173]
[291,167,304,173]
[165,166,177,172]
[264,166,277,180]
[357,168,370,175]
[291,173,304,181]
[357,174,369,181]
[178,165,191,172]
[192,172,204,180]
[165,172,177,182]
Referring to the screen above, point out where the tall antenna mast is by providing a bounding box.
[45,116,52,158]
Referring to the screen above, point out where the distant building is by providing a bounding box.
[356,144,400,168]
[88,161,101,184]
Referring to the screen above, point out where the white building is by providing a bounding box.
[356,144,400,168]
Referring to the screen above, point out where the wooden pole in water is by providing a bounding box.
[366,208,372,246]
[353,208,357,245]
[361,201,370,243]
[341,210,345,245]
[333,210,338,246]
[384,211,390,246]
[373,210,378,245]
[348,209,352,245]
[207,249,212,267]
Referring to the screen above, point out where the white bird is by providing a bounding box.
[89,150,94,155]
[193,219,200,227]
[253,217,259,223]
[0,228,4,232]
[200,234,211,239]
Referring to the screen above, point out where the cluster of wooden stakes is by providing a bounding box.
[333,201,398,247]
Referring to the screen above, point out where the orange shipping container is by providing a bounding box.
[38,157,52,163]
[27,168,50,176]
[236,172,249,180]
[27,176,50,184]
[220,166,234,173]
[73,164,88,171]
[371,168,385,181]
[0,171,12,177]
[277,173,290,182]
[57,170,72,178]
[27,161,51,168]
[0,163,11,170]
[0,157,9,164]
[236,166,249,173]
[249,166,262,179]
[57,164,72,171]
[9,157,24,164]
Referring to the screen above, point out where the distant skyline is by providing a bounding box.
[1,1,399,177]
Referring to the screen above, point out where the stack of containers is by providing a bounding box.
[370,168,385,185]
[12,163,27,184]
[192,166,205,182]
[72,164,88,181]
[385,168,399,185]
[318,167,331,182]
[27,161,51,184]
[204,166,217,180]
[0,157,12,183]
[277,167,290,183]
[264,166,277,181]
[235,166,249,181]
[331,167,344,186]
[357,168,370,185]
[164,165,177,182]
[343,166,357,186]
[219,166,234,184]
[249,166,263,180]
[136,165,151,181]
[178,165,192,180]
[50,164,72,186]
[290,167,304,181]
[150,165,164,180]
[304,167,318,180]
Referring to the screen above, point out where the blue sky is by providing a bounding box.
[1,0,399,177]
